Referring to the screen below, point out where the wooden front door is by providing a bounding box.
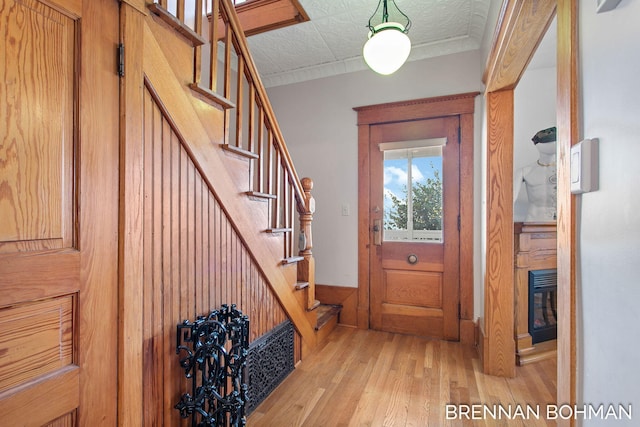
[0,0,119,424]
[369,117,460,340]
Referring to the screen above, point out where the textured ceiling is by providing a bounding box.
[245,0,493,87]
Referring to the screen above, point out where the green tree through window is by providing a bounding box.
[383,142,444,243]
[385,166,442,231]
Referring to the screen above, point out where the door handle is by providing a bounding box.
[373,219,382,246]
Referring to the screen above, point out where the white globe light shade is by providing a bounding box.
[363,23,411,75]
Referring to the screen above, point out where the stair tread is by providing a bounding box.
[246,191,277,200]
[315,304,342,330]
[189,84,235,110]
[148,4,207,47]
[295,281,309,290]
[267,228,293,234]
[281,256,304,265]
[222,144,259,160]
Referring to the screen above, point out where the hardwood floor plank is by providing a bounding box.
[248,327,556,426]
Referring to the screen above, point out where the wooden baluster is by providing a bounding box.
[223,26,232,145]
[247,84,255,153]
[298,178,316,310]
[208,0,220,92]
[284,177,292,258]
[176,0,185,23]
[193,0,203,84]
[158,0,168,9]
[235,55,244,149]
[247,84,256,188]
[256,106,265,193]
[266,131,273,197]
[273,149,282,229]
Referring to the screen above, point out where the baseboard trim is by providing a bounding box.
[460,318,476,345]
[477,317,486,364]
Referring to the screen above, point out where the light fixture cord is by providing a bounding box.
[382,0,389,23]
[366,0,411,34]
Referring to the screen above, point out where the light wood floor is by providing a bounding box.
[248,326,557,426]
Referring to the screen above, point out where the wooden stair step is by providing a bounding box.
[281,256,303,265]
[308,299,321,311]
[315,304,341,331]
[295,281,309,290]
[189,84,235,110]
[266,228,293,235]
[246,191,277,201]
[148,4,207,47]
[222,144,259,160]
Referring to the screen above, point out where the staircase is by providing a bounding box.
[116,2,342,424]
[143,0,341,349]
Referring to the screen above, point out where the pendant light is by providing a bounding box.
[363,0,412,75]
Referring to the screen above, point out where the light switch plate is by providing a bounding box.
[571,138,599,194]
[597,0,622,13]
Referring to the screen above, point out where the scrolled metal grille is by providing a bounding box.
[175,304,250,427]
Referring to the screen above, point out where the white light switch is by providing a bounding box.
[341,203,350,216]
[597,0,622,13]
[571,138,599,194]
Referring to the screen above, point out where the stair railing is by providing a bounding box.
[149,0,316,308]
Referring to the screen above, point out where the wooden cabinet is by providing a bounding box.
[514,222,557,365]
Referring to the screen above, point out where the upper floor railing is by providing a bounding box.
[149,0,314,287]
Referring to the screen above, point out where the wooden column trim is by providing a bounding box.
[483,0,557,92]
[483,89,516,377]
[119,3,146,425]
[459,112,476,345]
[482,0,578,412]
[356,123,371,329]
[556,0,578,421]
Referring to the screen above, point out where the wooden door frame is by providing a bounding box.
[481,0,577,419]
[354,92,479,344]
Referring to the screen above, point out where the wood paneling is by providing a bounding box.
[0,296,74,393]
[1,0,119,424]
[483,89,516,377]
[140,15,316,343]
[140,84,289,424]
[45,412,76,427]
[384,270,443,308]
[0,366,79,427]
[0,0,75,252]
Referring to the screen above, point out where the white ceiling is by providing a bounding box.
[246,0,494,87]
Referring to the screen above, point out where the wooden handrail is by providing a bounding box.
[215,0,306,209]
[148,0,315,304]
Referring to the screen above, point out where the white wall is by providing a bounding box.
[267,51,484,294]
[514,66,557,221]
[578,0,640,424]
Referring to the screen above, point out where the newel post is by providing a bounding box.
[298,178,317,310]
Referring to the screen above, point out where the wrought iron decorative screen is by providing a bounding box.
[175,305,250,427]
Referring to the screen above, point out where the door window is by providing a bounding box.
[382,139,445,243]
